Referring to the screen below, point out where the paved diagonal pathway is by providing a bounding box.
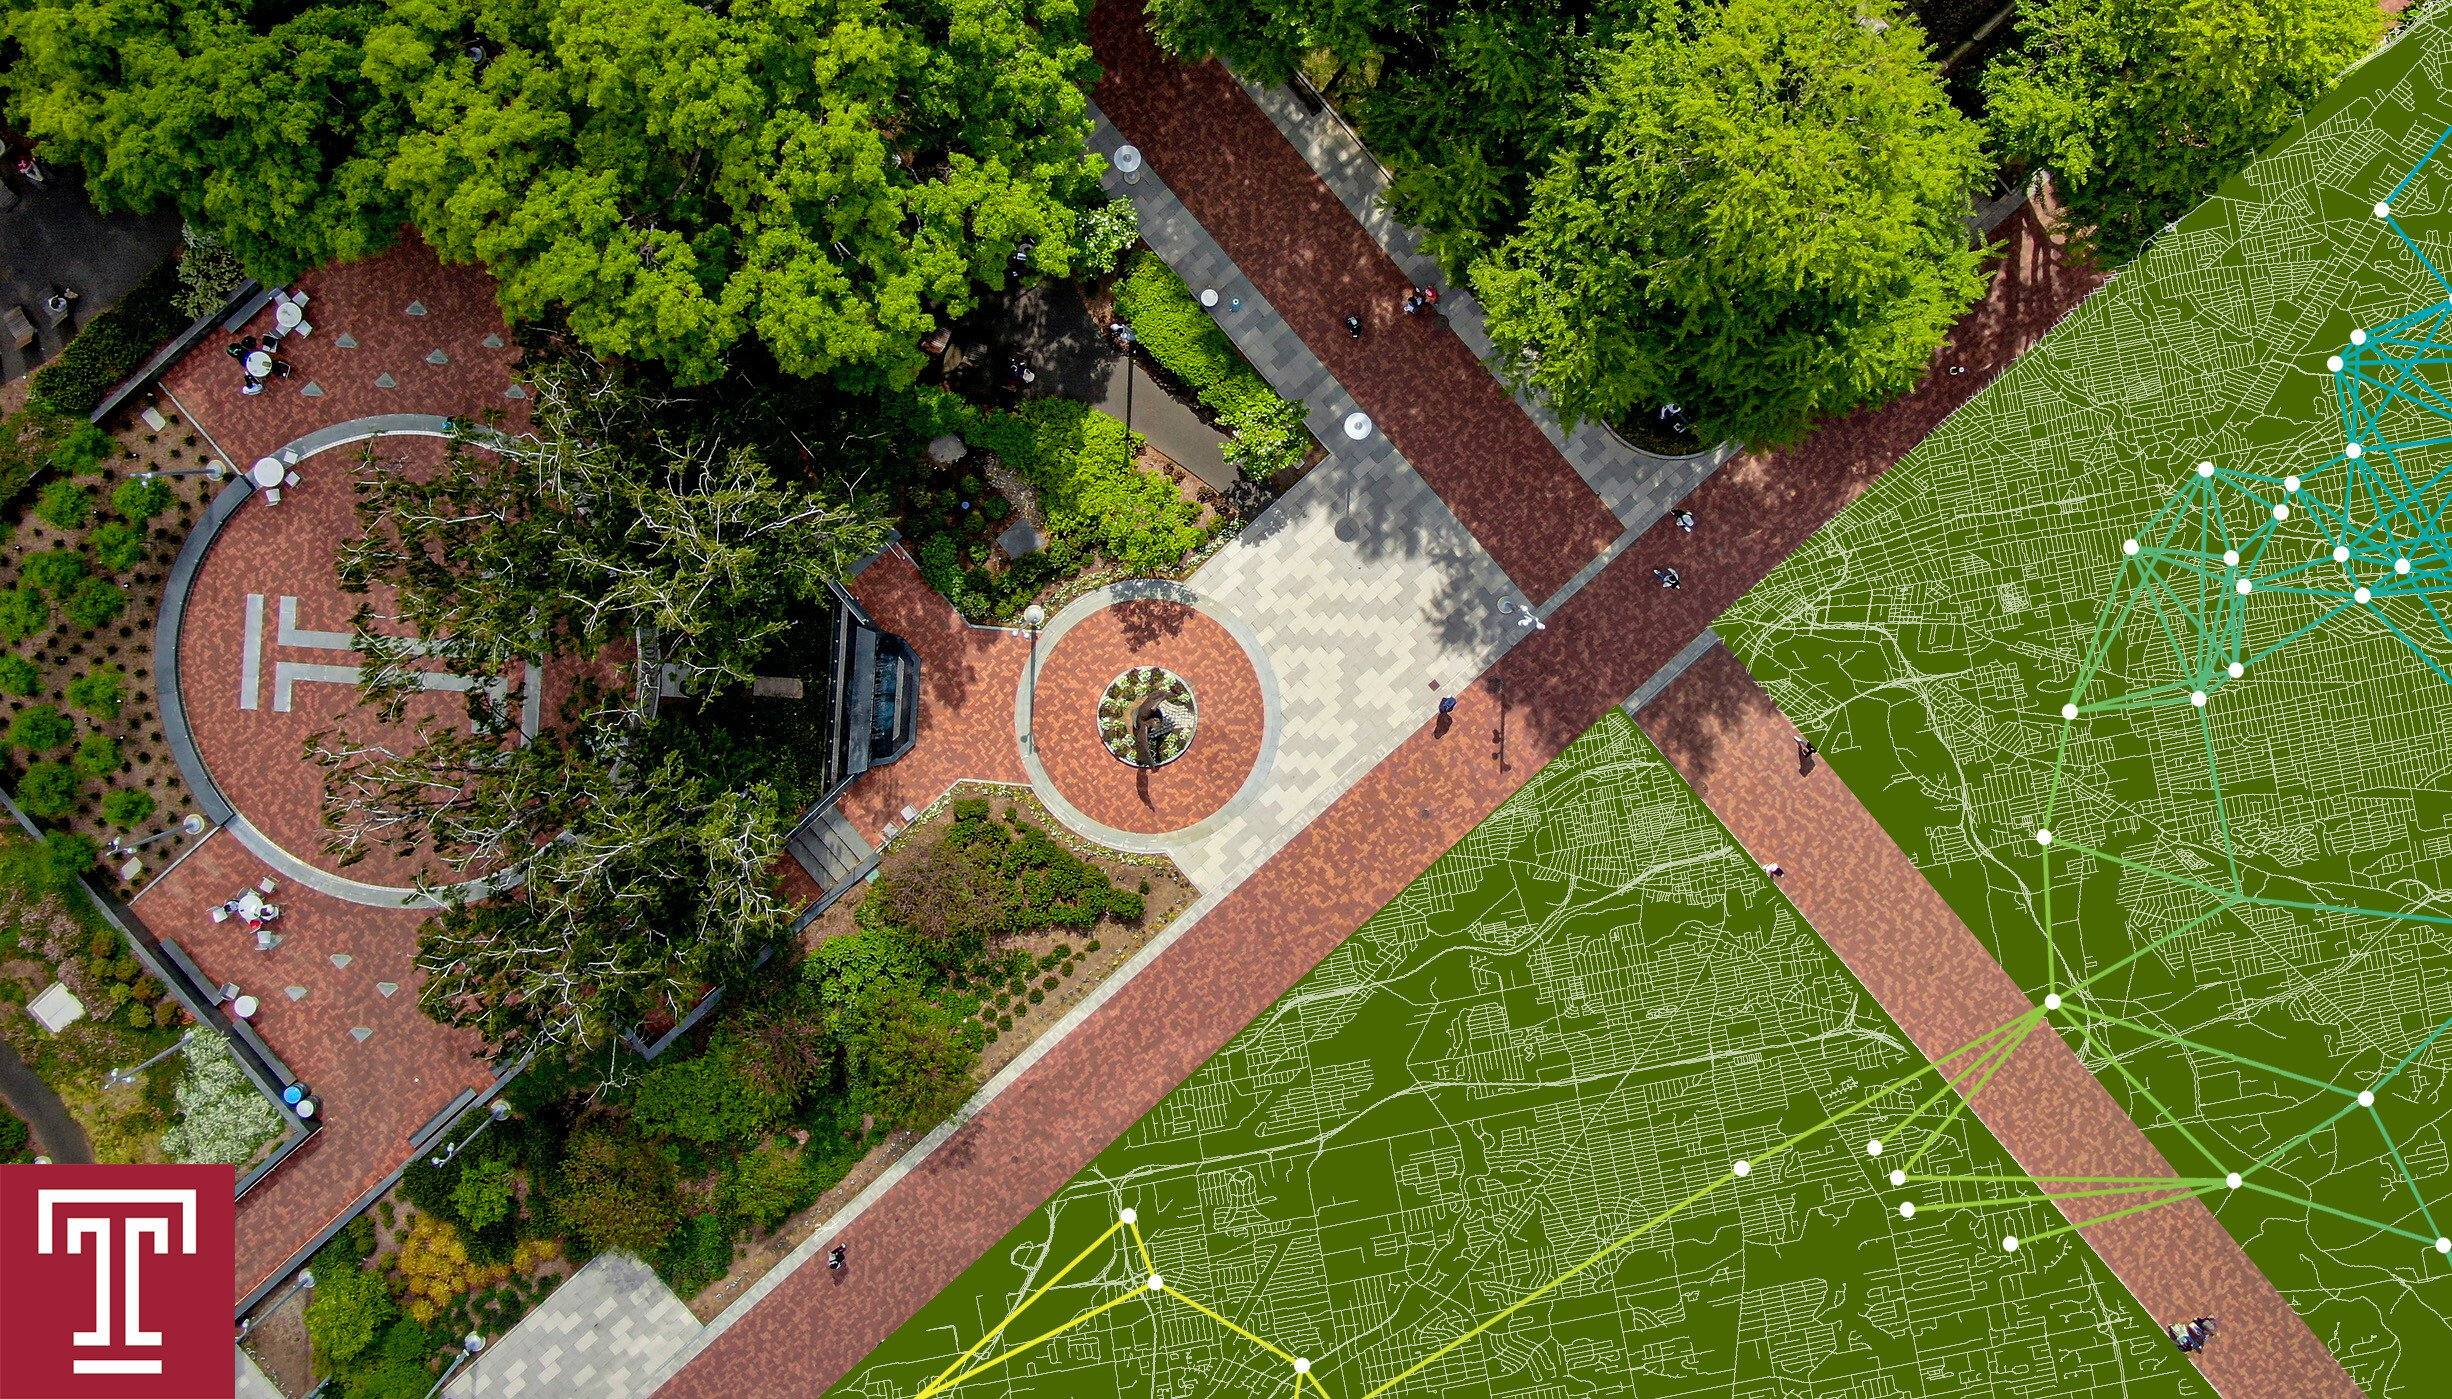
[1085,0,1619,604]
[1635,645,2360,1399]
[650,94,2109,1399]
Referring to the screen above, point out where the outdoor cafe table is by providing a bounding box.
[250,458,284,489]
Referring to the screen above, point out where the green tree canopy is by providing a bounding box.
[1,0,1106,386]
[1470,0,1991,445]
[1983,0,2382,262]
[1145,0,1650,273]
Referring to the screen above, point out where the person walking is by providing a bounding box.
[1344,314,1364,339]
[1761,862,1785,879]
[828,1245,847,1272]
[1796,737,1816,759]
[1438,695,1458,716]
[1672,509,1695,533]
[1653,566,1682,589]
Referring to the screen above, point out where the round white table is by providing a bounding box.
[250,458,284,489]
[274,301,302,331]
[244,350,273,377]
[230,994,259,1020]
[1343,411,1374,441]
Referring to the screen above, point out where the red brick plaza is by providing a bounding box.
[151,236,520,1303]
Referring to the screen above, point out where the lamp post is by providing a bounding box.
[103,1029,193,1092]
[106,812,207,858]
[1020,605,1047,761]
[238,1268,315,1340]
[428,1099,511,1169]
[1497,598,1547,632]
[138,462,229,482]
[422,1332,486,1399]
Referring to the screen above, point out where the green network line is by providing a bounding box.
[1891,128,2452,1276]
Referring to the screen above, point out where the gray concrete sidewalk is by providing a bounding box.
[0,164,180,385]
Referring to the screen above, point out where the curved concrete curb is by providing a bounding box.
[1015,578,1281,855]
[155,413,495,908]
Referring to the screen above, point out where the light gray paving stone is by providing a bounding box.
[445,1252,699,1399]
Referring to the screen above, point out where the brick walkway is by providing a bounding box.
[136,832,491,1302]
[1031,599,1261,834]
[1635,646,2358,1399]
[162,235,524,473]
[832,551,1031,845]
[1086,0,1619,605]
[651,99,2113,1399]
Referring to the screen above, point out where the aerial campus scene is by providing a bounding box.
[0,0,2448,1396]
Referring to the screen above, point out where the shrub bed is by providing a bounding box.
[1113,252,1312,479]
[908,391,1214,620]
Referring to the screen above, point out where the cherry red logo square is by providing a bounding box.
[0,1164,234,1399]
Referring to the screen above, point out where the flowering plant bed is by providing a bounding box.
[1097,667,1194,767]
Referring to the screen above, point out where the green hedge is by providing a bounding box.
[1113,252,1312,479]
[28,256,188,417]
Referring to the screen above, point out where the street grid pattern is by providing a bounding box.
[1719,13,2452,1395]
[825,716,2198,1399]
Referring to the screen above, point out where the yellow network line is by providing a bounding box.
[907,998,2084,1399]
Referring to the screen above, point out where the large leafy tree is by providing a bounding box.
[0,0,1105,386]
[311,365,883,1059]
[1471,0,1991,446]
[1983,0,2382,262]
[337,364,888,700]
[1145,0,1650,274]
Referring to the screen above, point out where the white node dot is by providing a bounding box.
[2191,690,2208,707]
[2226,1172,2243,1189]
[2327,355,2345,372]
[1149,1274,1165,1291]
[2397,558,2412,575]
[1899,1200,1917,1218]
[2236,578,2253,595]
[2196,461,2216,477]
[2223,549,2239,566]
[1867,1139,1884,1157]
[2003,1235,2020,1253]
[1293,1359,1311,1375]
[2061,703,2079,720]
[2348,442,2364,458]
[2360,1090,2376,1107]
[2378,201,2395,218]
[2285,475,2302,493]
[2036,829,2053,845]
[2354,329,2370,345]
[2274,504,2290,521]
[2123,538,2140,556]
[1119,1208,1138,1224]
[2228,662,2245,679]
[1889,1169,1907,1187]
[1733,1159,1752,1178]
[2335,546,2352,562]
[2357,586,2373,603]
[2045,993,2063,1010]
[2438,1237,2450,1254]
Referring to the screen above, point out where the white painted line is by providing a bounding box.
[240,594,264,710]
[277,595,354,650]
[271,661,360,714]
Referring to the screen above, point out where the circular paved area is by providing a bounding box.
[1031,598,1262,834]
[177,430,577,892]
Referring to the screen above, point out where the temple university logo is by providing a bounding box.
[0,1165,234,1399]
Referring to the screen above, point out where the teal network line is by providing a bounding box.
[1873,129,2452,1274]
